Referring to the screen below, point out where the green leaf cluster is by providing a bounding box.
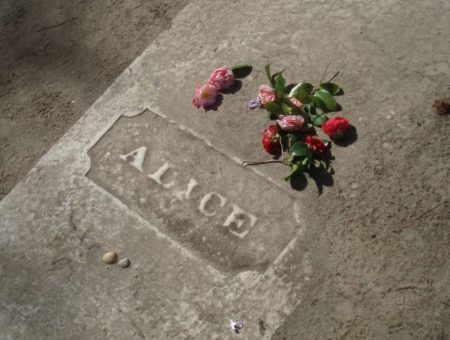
[264,64,342,127]
[260,64,343,185]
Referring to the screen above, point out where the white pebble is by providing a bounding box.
[102,251,118,264]
[118,257,131,268]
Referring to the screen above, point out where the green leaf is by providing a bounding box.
[288,83,313,104]
[313,90,337,111]
[288,133,300,145]
[309,95,328,112]
[291,106,308,118]
[320,83,341,95]
[280,102,291,114]
[271,69,285,85]
[306,103,315,114]
[290,141,312,157]
[310,114,327,126]
[265,64,274,87]
[284,163,303,181]
[274,73,286,100]
[288,82,314,98]
[231,64,253,79]
[265,102,282,114]
[284,83,296,94]
[315,106,325,115]
[296,90,312,104]
[265,102,282,119]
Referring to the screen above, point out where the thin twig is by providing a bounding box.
[242,160,291,167]
[36,17,79,33]
[320,63,330,84]
[131,2,145,12]
[395,285,428,292]
[327,71,340,83]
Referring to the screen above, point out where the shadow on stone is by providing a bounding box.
[308,166,334,195]
[290,161,334,194]
[205,94,223,111]
[220,80,242,95]
[334,125,358,147]
[285,83,296,93]
[333,103,343,112]
[290,171,308,191]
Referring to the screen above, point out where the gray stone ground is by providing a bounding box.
[0,0,189,200]
[1,0,450,339]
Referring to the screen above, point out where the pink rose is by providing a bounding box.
[192,83,218,109]
[207,66,235,90]
[277,115,305,132]
[289,97,305,109]
[258,85,276,106]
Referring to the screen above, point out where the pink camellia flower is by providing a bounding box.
[262,124,281,155]
[277,115,305,132]
[289,97,305,109]
[305,135,326,153]
[192,83,218,109]
[258,85,276,106]
[207,66,235,90]
[322,116,350,139]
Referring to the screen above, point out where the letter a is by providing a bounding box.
[119,146,147,172]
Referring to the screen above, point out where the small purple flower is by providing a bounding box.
[248,96,262,109]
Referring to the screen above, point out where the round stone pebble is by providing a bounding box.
[118,257,131,268]
[102,251,118,264]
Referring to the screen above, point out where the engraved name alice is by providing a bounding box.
[119,146,257,239]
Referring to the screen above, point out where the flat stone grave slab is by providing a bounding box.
[0,1,316,338]
[1,0,449,338]
[87,110,301,273]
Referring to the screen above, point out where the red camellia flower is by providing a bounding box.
[262,124,280,155]
[305,135,326,153]
[321,116,350,139]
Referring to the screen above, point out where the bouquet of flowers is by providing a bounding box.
[245,64,351,184]
[192,64,353,188]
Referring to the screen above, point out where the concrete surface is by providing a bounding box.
[0,0,189,200]
[1,0,450,339]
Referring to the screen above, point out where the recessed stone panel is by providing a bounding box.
[87,110,300,273]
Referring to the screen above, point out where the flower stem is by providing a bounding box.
[320,63,330,84]
[327,71,340,83]
[242,160,291,167]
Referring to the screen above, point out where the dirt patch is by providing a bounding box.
[0,0,189,199]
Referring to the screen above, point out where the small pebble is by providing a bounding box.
[102,251,118,264]
[382,143,393,152]
[118,257,131,268]
[230,319,244,333]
